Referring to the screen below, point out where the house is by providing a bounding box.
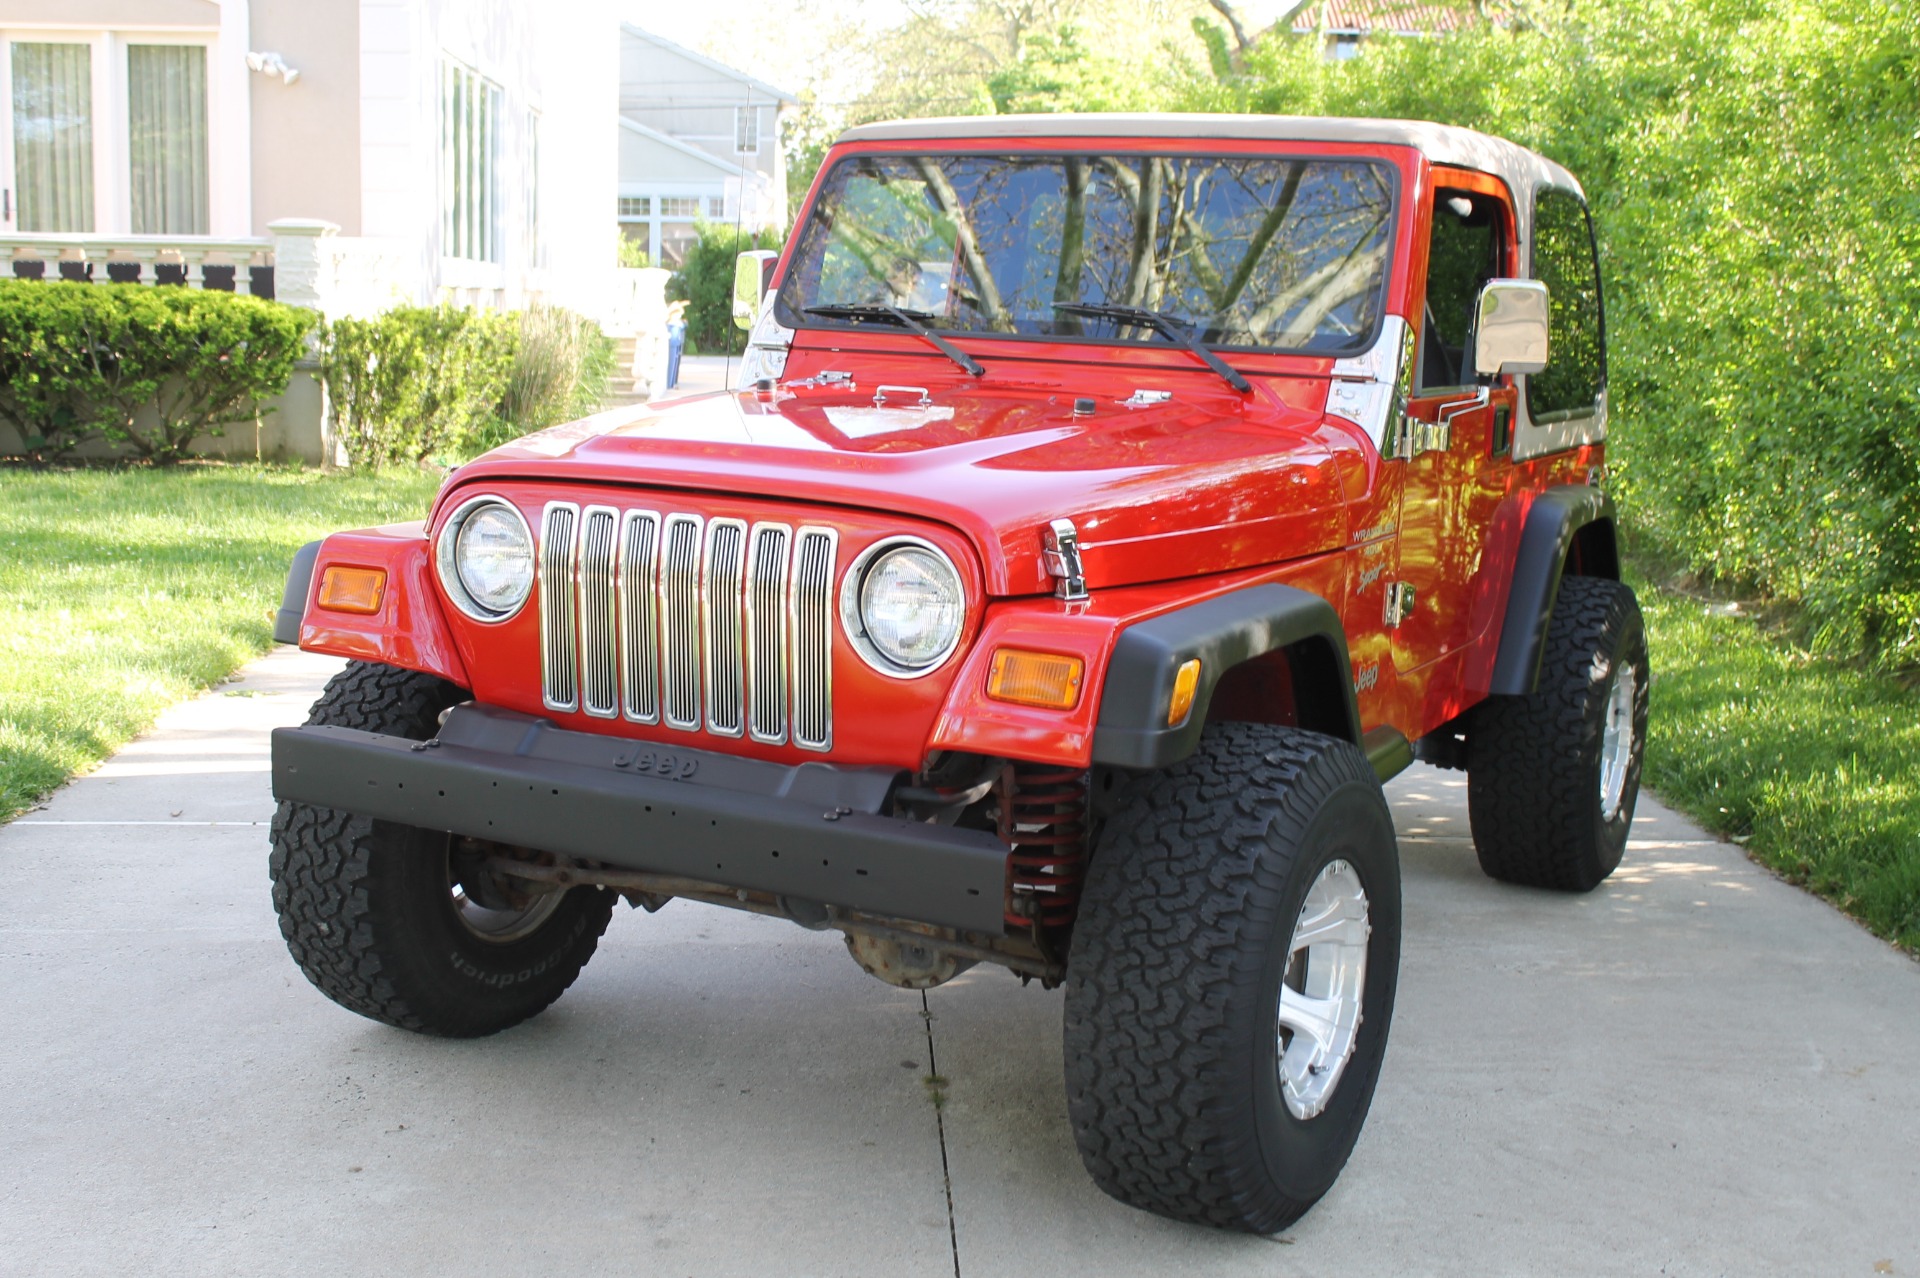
[0,0,619,317]
[616,25,795,266]
[1290,0,1475,59]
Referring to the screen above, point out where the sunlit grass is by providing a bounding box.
[0,465,440,821]
[1635,568,1920,955]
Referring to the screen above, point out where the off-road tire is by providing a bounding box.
[269,660,615,1037]
[1063,722,1402,1233]
[1468,576,1650,892]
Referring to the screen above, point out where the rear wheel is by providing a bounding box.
[1468,576,1650,892]
[1063,722,1401,1233]
[269,661,614,1037]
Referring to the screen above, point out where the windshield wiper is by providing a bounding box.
[803,304,985,377]
[1053,303,1252,394]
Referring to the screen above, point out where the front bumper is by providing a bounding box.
[269,705,1009,934]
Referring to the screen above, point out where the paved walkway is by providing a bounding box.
[3,647,1915,1276]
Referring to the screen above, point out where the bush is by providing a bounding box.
[668,220,782,355]
[320,305,517,467]
[0,280,312,463]
[488,304,615,445]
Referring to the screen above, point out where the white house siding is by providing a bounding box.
[357,0,618,312]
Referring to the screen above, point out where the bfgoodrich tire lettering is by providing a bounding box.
[1063,722,1402,1233]
[1468,576,1650,892]
[269,661,614,1037]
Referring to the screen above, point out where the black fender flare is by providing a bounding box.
[1488,485,1620,695]
[273,540,322,645]
[1091,584,1362,771]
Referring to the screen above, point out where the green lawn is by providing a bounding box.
[0,465,440,822]
[1635,570,1920,955]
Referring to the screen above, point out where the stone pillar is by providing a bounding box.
[268,218,344,467]
[633,267,671,399]
[267,218,341,316]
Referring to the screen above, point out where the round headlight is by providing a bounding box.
[848,541,964,674]
[438,497,533,622]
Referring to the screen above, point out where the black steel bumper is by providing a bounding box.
[269,705,1009,934]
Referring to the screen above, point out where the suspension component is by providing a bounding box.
[1000,762,1090,929]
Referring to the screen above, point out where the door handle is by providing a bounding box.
[1435,386,1491,427]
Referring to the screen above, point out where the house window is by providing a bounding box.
[658,196,699,217]
[3,32,223,237]
[734,106,758,155]
[708,196,725,218]
[441,59,503,263]
[127,44,208,235]
[617,196,650,217]
[525,109,540,265]
[9,41,95,232]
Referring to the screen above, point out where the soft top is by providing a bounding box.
[837,113,1584,207]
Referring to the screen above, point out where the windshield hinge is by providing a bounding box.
[1042,519,1089,602]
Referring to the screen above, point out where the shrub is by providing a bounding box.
[668,220,782,355]
[320,305,517,467]
[487,304,615,446]
[0,280,312,463]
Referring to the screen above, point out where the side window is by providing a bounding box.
[1416,188,1505,392]
[1528,188,1606,420]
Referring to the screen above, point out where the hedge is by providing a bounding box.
[0,281,313,464]
[668,221,783,355]
[319,302,612,467]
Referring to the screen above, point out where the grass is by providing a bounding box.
[1634,566,1920,955]
[0,465,441,822]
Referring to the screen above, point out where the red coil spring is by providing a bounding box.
[1003,764,1089,929]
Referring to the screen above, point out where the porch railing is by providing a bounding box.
[3,234,277,297]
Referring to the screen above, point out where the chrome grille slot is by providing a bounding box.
[617,511,661,723]
[791,527,837,752]
[660,514,704,730]
[576,506,619,718]
[538,503,835,751]
[745,523,792,744]
[703,520,748,737]
[539,503,580,712]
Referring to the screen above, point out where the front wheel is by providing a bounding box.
[1063,722,1402,1233]
[269,661,614,1037]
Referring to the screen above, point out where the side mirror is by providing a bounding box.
[732,250,779,331]
[1473,279,1550,377]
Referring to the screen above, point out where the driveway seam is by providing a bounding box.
[922,990,962,1278]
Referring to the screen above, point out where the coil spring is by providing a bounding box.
[1003,764,1089,929]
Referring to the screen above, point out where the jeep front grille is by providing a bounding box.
[539,502,836,751]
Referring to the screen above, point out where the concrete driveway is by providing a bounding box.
[3,648,1915,1277]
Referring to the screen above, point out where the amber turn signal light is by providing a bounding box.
[317,565,387,615]
[1167,658,1202,726]
[986,649,1085,710]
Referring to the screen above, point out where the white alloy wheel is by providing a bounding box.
[1598,662,1638,822]
[1275,858,1372,1120]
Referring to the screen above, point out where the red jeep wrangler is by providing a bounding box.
[270,115,1645,1233]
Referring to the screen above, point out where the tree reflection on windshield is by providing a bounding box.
[780,152,1395,354]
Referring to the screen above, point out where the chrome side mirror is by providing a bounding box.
[732,249,779,331]
[1473,279,1550,376]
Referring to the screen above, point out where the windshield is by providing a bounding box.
[778,152,1397,355]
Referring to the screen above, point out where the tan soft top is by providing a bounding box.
[837,114,1585,236]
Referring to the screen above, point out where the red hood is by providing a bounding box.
[451,378,1366,596]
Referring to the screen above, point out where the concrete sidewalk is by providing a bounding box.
[2,646,1915,1277]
